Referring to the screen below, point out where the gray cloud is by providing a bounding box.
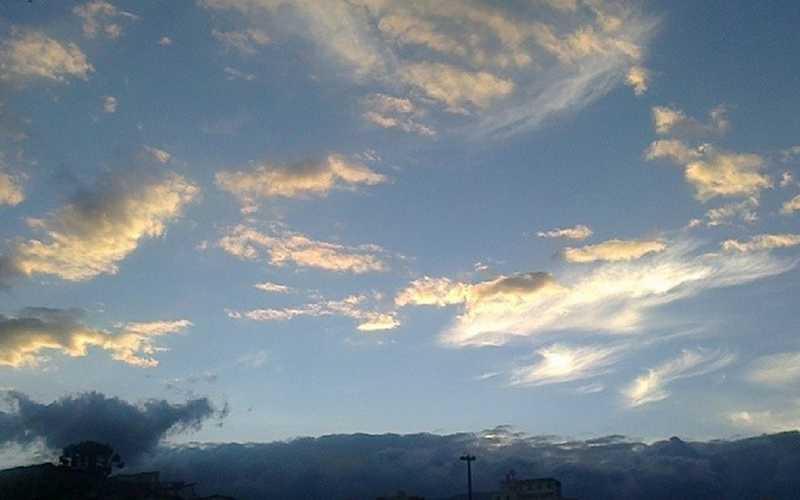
[0,391,224,462]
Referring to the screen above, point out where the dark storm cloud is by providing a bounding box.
[0,391,225,462]
[140,428,800,500]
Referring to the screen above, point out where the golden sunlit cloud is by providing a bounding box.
[219,224,388,274]
[537,224,593,240]
[0,309,191,368]
[510,344,621,386]
[0,29,93,82]
[562,238,666,263]
[6,172,198,282]
[721,234,800,253]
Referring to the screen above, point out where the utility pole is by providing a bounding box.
[460,454,476,500]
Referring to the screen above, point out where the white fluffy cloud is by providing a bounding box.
[201,0,656,136]
[5,172,198,282]
[73,1,139,39]
[395,240,794,347]
[0,30,93,82]
[0,308,190,368]
[646,140,771,202]
[562,238,666,263]
[510,344,621,386]
[623,348,735,407]
[216,154,386,208]
[721,234,800,253]
[537,224,593,240]
[219,224,388,274]
[228,293,398,332]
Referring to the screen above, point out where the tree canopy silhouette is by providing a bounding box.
[59,441,124,477]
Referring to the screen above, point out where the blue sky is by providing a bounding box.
[1,0,799,447]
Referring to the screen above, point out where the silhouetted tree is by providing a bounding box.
[59,441,125,477]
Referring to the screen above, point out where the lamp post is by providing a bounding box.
[460,454,476,500]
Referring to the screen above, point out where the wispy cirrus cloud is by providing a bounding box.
[212,28,270,55]
[623,348,735,407]
[0,308,191,368]
[0,29,93,83]
[201,0,657,137]
[219,224,389,274]
[0,171,198,283]
[745,351,800,386]
[362,94,435,137]
[227,293,399,332]
[395,239,794,347]
[537,224,592,240]
[510,343,622,387]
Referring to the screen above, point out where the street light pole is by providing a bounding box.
[460,454,476,500]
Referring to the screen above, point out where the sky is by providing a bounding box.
[1,0,800,451]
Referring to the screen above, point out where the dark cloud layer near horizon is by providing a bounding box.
[0,391,224,462]
[140,428,800,500]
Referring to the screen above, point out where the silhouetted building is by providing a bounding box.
[491,473,575,500]
[0,463,233,500]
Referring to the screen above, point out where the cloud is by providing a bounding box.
[219,224,388,273]
[363,93,435,136]
[401,62,515,110]
[201,0,657,137]
[253,281,291,293]
[625,65,649,95]
[537,224,593,240]
[781,194,800,215]
[212,28,271,55]
[0,391,221,462]
[224,66,256,81]
[0,30,93,82]
[0,168,24,206]
[646,140,771,202]
[158,36,173,46]
[137,429,800,500]
[2,171,198,282]
[779,171,794,188]
[728,404,800,434]
[510,344,621,386]
[73,1,139,39]
[0,308,191,368]
[745,352,800,386]
[142,145,172,164]
[623,348,735,407]
[396,240,794,347]
[692,197,759,227]
[103,95,117,113]
[562,239,666,263]
[215,154,386,207]
[228,293,399,332]
[652,105,728,137]
[721,233,800,253]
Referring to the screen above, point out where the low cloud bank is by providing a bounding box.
[142,428,800,500]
